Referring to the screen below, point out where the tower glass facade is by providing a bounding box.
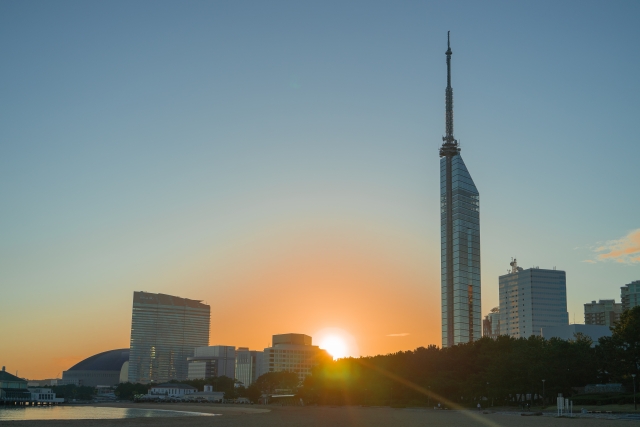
[440,155,481,347]
[128,292,210,384]
[439,33,481,348]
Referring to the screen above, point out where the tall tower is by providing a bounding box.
[440,32,481,347]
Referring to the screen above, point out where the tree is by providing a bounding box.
[254,371,299,394]
[114,382,149,400]
[598,306,640,383]
[51,384,96,401]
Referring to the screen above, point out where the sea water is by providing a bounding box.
[0,405,218,421]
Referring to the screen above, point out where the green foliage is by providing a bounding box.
[50,384,96,401]
[114,382,149,400]
[244,383,262,403]
[571,393,638,406]
[301,336,602,406]
[180,376,238,398]
[254,371,299,394]
[597,306,640,385]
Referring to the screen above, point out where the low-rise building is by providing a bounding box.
[584,299,622,327]
[621,280,640,311]
[540,324,611,343]
[186,385,225,402]
[28,388,64,404]
[0,367,30,403]
[148,383,197,397]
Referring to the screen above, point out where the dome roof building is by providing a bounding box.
[62,349,129,387]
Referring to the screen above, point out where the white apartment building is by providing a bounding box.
[262,334,330,382]
[499,259,569,338]
[148,383,196,397]
[584,299,622,327]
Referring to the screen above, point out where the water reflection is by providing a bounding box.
[0,406,217,420]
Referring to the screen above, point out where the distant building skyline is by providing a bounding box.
[128,292,210,384]
[499,260,568,338]
[621,280,640,312]
[584,299,622,328]
[187,345,236,380]
[439,32,481,347]
[482,307,500,339]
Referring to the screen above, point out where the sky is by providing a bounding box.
[1,0,639,379]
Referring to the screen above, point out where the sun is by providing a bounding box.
[320,335,348,360]
[315,327,359,360]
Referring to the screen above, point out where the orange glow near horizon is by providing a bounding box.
[2,219,442,379]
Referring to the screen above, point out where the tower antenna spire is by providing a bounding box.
[440,31,460,157]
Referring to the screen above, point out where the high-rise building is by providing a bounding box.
[482,307,500,339]
[621,280,640,311]
[439,32,481,348]
[235,347,264,387]
[187,345,236,380]
[128,292,210,384]
[584,299,622,327]
[262,333,330,382]
[499,259,568,338]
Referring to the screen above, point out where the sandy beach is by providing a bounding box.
[1,403,636,427]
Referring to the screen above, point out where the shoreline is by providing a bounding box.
[2,402,637,426]
[88,401,271,415]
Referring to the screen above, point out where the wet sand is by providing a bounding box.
[1,403,630,427]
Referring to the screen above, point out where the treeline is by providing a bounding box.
[300,307,640,407]
[49,384,95,401]
[114,382,149,400]
[114,307,640,406]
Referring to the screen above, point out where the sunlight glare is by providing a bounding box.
[320,335,348,360]
[315,327,359,360]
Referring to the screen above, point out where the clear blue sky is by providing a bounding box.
[1,0,639,376]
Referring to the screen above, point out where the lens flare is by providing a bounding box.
[315,327,359,360]
[320,335,348,359]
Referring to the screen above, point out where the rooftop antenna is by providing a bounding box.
[439,31,460,158]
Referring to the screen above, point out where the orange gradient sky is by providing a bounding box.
[4,212,442,379]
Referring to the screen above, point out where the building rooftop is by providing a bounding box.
[67,349,129,372]
[133,291,209,310]
[152,383,197,389]
[0,370,25,383]
[272,333,312,346]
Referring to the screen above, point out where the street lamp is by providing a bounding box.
[632,374,637,411]
[542,380,546,409]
